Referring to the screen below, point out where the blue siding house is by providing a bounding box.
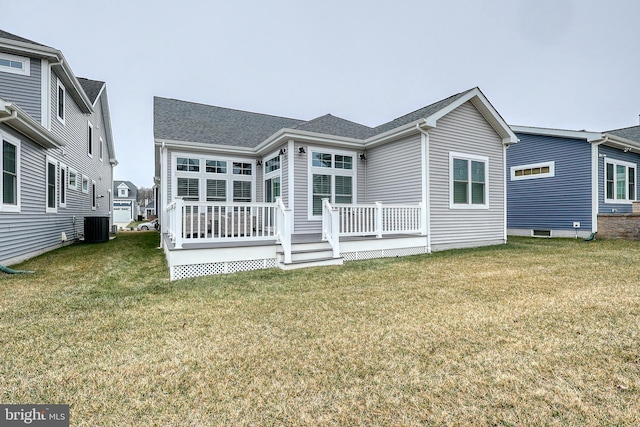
[507,125,640,238]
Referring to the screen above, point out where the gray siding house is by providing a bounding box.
[507,125,640,238]
[154,87,517,280]
[0,29,117,265]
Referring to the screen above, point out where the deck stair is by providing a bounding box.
[277,240,343,270]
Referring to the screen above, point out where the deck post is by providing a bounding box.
[174,198,184,249]
[375,201,383,238]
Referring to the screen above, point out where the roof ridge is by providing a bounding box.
[154,96,304,123]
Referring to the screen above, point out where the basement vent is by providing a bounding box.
[532,229,552,238]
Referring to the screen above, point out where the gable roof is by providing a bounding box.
[154,87,517,151]
[0,29,47,47]
[606,125,640,143]
[154,97,305,148]
[77,78,105,104]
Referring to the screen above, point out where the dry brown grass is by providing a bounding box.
[1,233,639,426]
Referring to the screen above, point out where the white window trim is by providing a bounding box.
[171,152,256,203]
[59,162,67,208]
[108,189,112,214]
[87,121,94,158]
[0,52,30,76]
[307,146,357,220]
[56,79,65,125]
[0,132,21,212]
[68,167,78,190]
[511,161,555,181]
[91,180,97,210]
[264,151,282,203]
[99,137,104,161]
[45,156,58,213]
[449,151,489,210]
[81,174,89,194]
[605,158,637,204]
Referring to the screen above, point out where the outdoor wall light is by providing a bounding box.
[298,146,306,154]
[279,148,286,155]
[360,153,366,160]
[256,160,263,166]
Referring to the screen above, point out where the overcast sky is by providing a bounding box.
[4,0,639,188]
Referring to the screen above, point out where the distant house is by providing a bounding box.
[112,180,138,225]
[507,124,640,238]
[142,200,156,219]
[153,87,517,280]
[0,29,116,265]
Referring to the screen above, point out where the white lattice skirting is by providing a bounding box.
[342,246,427,262]
[171,258,277,280]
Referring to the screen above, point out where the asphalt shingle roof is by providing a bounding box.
[154,97,305,148]
[0,29,47,47]
[154,88,478,147]
[607,125,640,143]
[77,78,104,103]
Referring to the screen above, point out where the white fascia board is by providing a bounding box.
[364,119,428,148]
[600,133,640,151]
[511,125,602,142]
[154,138,257,156]
[0,101,64,148]
[254,128,364,154]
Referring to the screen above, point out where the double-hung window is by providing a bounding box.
[232,162,252,202]
[309,149,355,218]
[1,136,20,212]
[46,156,57,213]
[605,159,636,203]
[68,168,77,190]
[450,152,489,209]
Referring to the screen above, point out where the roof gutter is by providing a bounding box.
[0,99,65,148]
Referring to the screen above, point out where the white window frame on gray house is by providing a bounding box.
[45,156,58,213]
[449,152,489,209]
[1,133,21,212]
[87,121,94,158]
[59,162,67,208]
[56,79,65,124]
[99,137,104,162]
[263,152,281,203]
[81,175,89,194]
[307,147,356,219]
[605,158,636,204]
[172,152,256,203]
[91,180,97,210]
[0,52,30,76]
[68,167,78,190]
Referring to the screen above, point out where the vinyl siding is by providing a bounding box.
[365,134,421,203]
[0,76,114,266]
[0,56,42,121]
[428,101,505,248]
[597,144,640,213]
[507,133,592,231]
[293,143,312,233]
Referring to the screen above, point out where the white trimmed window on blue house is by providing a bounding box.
[450,152,488,209]
[511,161,555,181]
[1,135,20,212]
[605,158,636,203]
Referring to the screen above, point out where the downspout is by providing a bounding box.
[416,121,431,252]
[591,136,608,234]
[160,141,168,239]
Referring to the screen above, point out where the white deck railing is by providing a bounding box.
[333,202,423,238]
[166,199,280,249]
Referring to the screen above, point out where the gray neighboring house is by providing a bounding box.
[112,180,139,226]
[0,29,117,265]
[154,87,517,280]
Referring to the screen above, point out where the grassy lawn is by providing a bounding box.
[1,234,639,426]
